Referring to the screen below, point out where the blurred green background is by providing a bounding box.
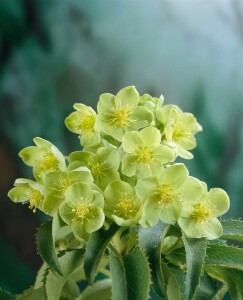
[0,0,243,296]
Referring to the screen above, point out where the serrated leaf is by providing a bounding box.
[182,236,207,300]
[37,220,62,276]
[0,288,16,300]
[205,243,243,270]
[221,219,243,242]
[16,287,46,300]
[45,249,85,300]
[78,279,112,300]
[84,223,119,284]
[205,266,243,299]
[138,221,168,298]
[110,249,151,300]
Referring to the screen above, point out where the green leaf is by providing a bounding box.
[16,287,46,300]
[0,288,16,300]
[45,249,85,300]
[168,265,186,300]
[78,279,112,300]
[205,266,243,299]
[221,219,243,242]
[84,223,119,284]
[205,243,243,270]
[110,249,151,300]
[182,236,207,300]
[36,220,62,276]
[138,221,168,298]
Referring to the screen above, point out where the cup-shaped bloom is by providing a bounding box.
[8,178,45,212]
[138,94,164,113]
[65,103,100,148]
[19,137,66,182]
[178,185,230,240]
[59,182,105,240]
[94,86,153,142]
[136,164,204,227]
[156,105,202,159]
[104,181,142,226]
[68,147,120,190]
[121,127,175,179]
[43,170,93,216]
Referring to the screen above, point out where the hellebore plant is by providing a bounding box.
[3,86,243,300]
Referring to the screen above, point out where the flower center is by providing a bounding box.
[77,115,95,133]
[39,152,59,172]
[156,185,176,208]
[72,200,90,223]
[115,192,136,219]
[136,147,153,163]
[172,121,191,141]
[91,163,102,176]
[112,108,130,127]
[192,203,211,222]
[29,190,43,212]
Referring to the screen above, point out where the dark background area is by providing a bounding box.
[0,0,242,295]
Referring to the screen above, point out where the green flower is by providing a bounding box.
[43,170,93,216]
[94,86,153,142]
[121,126,175,178]
[156,105,202,159]
[65,103,100,148]
[104,180,142,226]
[19,137,66,181]
[8,179,45,212]
[59,182,105,240]
[178,185,230,240]
[139,93,164,112]
[68,147,120,190]
[136,164,204,226]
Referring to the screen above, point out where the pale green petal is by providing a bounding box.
[176,145,194,159]
[43,191,63,216]
[71,222,89,241]
[8,186,30,203]
[159,200,182,224]
[138,127,161,149]
[122,131,141,153]
[153,144,175,164]
[97,147,120,170]
[202,218,223,240]
[178,217,203,238]
[96,168,120,191]
[65,182,93,206]
[92,191,104,208]
[121,154,138,177]
[130,106,153,129]
[65,111,84,134]
[176,135,196,151]
[59,201,74,224]
[69,151,96,166]
[97,93,116,114]
[158,164,189,188]
[33,137,52,149]
[84,207,105,233]
[137,163,153,179]
[180,113,202,134]
[14,178,36,186]
[68,170,93,184]
[207,188,230,217]
[177,177,204,202]
[156,105,180,124]
[111,215,136,226]
[164,124,173,141]
[115,86,139,109]
[135,177,158,200]
[81,132,100,148]
[73,103,95,113]
[19,146,41,166]
[140,200,160,227]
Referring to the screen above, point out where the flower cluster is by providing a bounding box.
[8,86,230,240]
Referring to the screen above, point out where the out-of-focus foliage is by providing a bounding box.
[0,0,242,296]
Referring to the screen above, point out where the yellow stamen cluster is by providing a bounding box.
[77,115,95,133]
[28,190,43,212]
[39,152,59,172]
[136,147,153,163]
[172,121,191,141]
[192,203,211,222]
[72,199,90,223]
[156,185,176,208]
[110,107,130,127]
[115,192,136,219]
